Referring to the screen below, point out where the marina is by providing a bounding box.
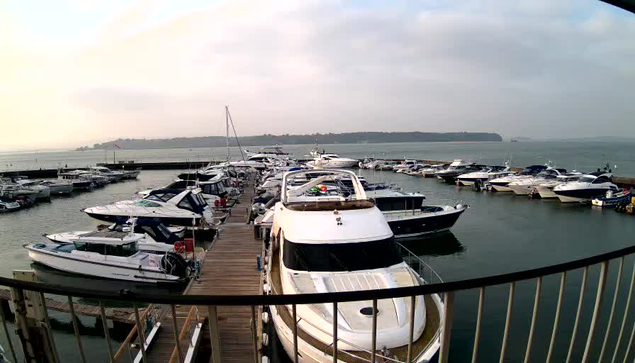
[0,141,635,362]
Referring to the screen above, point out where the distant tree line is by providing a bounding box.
[86,132,502,150]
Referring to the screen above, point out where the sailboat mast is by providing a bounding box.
[225,106,230,162]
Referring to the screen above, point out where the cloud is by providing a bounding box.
[1,0,635,150]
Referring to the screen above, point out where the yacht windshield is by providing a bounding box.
[579,176,595,183]
[283,238,402,272]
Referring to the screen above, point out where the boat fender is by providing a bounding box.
[262,333,269,346]
[262,356,269,363]
[263,283,270,294]
[456,204,464,210]
[174,241,185,253]
[262,312,269,324]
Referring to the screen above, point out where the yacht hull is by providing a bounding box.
[509,184,534,196]
[84,211,202,227]
[384,207,466,239]
[555,189,611,203]
[490,183,513,192]
[26,247,184,284]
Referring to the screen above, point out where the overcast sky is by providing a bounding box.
[1,0,634,151]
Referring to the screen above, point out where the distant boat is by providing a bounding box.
[511,139,519,142]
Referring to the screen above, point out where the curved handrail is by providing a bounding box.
[8,243,635,305]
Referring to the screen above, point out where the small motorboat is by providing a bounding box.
[45,218,184,254]
[368,190,468,238]
[89,166,125,182]
[592,188,632,207]
[58,170,95,190]
[0,197,20,213]
[83,189,215,226]
[25,231,191,284]
[39,180,74,195]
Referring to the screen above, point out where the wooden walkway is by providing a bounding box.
[144,175,263,363]
[0,289,138,324]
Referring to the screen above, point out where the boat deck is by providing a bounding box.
[270,250,441,363]
[143,175,263,363]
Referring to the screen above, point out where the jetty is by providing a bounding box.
[142,174,263,362]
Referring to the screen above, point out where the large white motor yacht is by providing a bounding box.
[488,165,547,192]
[306,153,359,168]
[267,169,443,363]
[507,168,566,196]
[535,172,582,199]
[554,173,618,203]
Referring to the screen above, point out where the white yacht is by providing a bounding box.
[90,166,125,182]
[0,197,20,213]
[535,172,582,199]
[267,169,443,363]
[7,178,51,201]
[489,165,547,192]
[306,153,359,168]
[508,168,566,196]
[420,164,445,178]
[58,170,95,190]
[39,180,74,195]
[25,231,191,284]
[393,159,418,173]
[554,173,618,203]
[456,162,514,186]
[83,189,214,226]
[45,218,182,254]
[434,160,481,183]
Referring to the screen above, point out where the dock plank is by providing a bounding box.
[144,174,263,362]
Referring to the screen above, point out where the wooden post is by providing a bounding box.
[11,270,58,363]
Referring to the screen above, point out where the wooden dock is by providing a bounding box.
[143,174,263,362]
[0,289,138,324]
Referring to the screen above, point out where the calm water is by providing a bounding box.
[3,141,635,177]
[1,143,635,361]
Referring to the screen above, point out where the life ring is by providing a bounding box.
[174,241,185,253]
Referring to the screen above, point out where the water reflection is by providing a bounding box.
[397,232,465,257]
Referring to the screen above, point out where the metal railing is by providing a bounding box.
[3,243,635,362]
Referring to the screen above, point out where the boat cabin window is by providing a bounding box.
[373,197,425,211]
[283,238,402,272]
[177,197,194,211]
[593,176,611,184]
[135,200,162,207]
[74,241,138,257]
[147,192,179,202]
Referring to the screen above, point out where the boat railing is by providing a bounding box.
[397,242,444,286]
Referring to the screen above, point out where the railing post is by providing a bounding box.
[407,295,416,363]
[208,305,222,363]
[133,303,147,363]
[613,261,635,363]
[471,287,485,363]
[439,292,455,363]
[499,282,515,363]
[170,305,184,363]
[582,261,609,362]
[599,257,624,363]
[332,302,338,363]
[371,299,377,363]
[292,304,299,363]
[566,266,589,363]
[67,296,87,363]
[99,302,115,362]
[251,305,259,363]
[523,277,542,363]
[546,272,567,363]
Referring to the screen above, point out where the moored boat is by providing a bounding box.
[25,232,191,284]
[266,169,443,363]
[592,188,632,207]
